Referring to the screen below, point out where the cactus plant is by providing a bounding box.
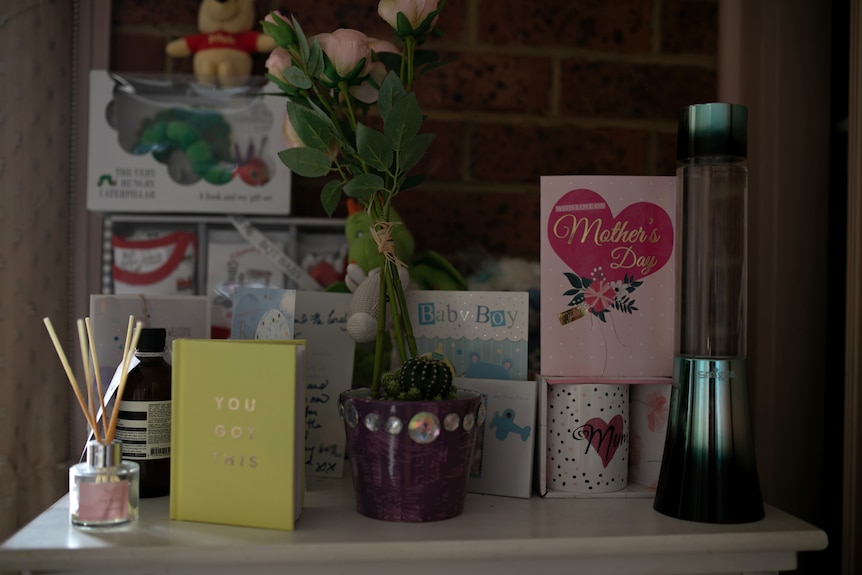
[378,356,456,401]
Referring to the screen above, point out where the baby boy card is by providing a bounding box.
[540,176,676,378]
[405,290,530,381]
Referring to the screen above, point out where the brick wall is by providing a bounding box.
[109,0,717,264]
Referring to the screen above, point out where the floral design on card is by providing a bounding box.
[548,187,673,323]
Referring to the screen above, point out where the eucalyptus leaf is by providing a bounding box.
[292,15,311,62]
[399,133,435,173]
[286,101,334,152]
[344,173,384,200]
[264,73,298,97]
[397,173,425,192]
[283,65,312,90]
[320,179,344,217]
[384,92,422,150]
[307,40,324,78]
[356,123,394,171]
[378,71,407,123]
[278,147,331,177]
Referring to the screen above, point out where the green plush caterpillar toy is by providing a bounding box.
[134,108,235,185]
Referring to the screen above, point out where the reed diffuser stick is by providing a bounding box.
[43,317,100,435]
[107,318,143,443]
[76,319,97,436]
[85,317,110,441]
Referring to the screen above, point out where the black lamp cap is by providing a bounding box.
[677,102,748,161]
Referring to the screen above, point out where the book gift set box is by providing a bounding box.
[87,70,291,215]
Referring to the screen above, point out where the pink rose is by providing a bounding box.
[378,0,440,31]
[264,11,291,25]
[367,37,401,56]
[265,47,292,83]
[350,62,387,104]
[315,28,371,79]
[350,61,388,104]
[349,38,400,103]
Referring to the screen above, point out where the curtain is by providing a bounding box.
[0,0,74,540]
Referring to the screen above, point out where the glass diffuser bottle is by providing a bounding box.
[69,439,140,528]
[44,314,144,529]
[653,102,765,523]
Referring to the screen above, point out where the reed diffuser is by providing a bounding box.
[44,315,143,529]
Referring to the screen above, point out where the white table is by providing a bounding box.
[0,475,827,575]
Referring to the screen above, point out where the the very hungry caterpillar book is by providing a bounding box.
[540,176,676,377]
[170,338,305,530]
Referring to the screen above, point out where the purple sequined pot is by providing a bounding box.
[339,388,483,522]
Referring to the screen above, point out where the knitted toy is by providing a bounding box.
[165,0,276,86]
[343,202,414,343]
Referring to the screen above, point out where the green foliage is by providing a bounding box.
[264,3,450,396]
[265,9,438,217]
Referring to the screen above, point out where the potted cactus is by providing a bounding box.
[340,356,482,522]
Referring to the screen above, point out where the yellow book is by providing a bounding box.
[169,339,305,530]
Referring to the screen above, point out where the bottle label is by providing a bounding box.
[116,400,172,460]
[75,480,130,522]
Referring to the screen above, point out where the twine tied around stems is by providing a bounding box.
[370,219,408,269]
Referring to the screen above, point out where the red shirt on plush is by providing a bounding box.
[183,31,262,53]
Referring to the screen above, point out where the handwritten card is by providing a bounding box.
[231,288,354,477]
[294,291,354,478]
[406,290,530,381]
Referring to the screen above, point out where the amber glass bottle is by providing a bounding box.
[117,328,172,498]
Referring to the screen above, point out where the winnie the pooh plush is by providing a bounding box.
[166,0,276,86]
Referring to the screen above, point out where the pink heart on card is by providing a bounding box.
[547,188,673,282]
[584,414,626,467]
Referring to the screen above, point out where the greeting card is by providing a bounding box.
[540,176,676,377]
[293,291,354,478]
[230,288,354,478]
[230,287,297,340]
[89,294,210,384]
[405,290,530,381]
[459,377,537,498]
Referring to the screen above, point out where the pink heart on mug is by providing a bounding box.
[547,188,673,282]
[584,414,626,467]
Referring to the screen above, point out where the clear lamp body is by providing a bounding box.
[677,155,747,359]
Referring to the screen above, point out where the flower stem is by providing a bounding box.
[403,36,416,91]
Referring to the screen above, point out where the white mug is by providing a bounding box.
[546,383,629,494]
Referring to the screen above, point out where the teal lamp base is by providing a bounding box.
[653,357,765,523]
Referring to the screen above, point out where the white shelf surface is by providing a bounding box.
[0,475,827,575]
